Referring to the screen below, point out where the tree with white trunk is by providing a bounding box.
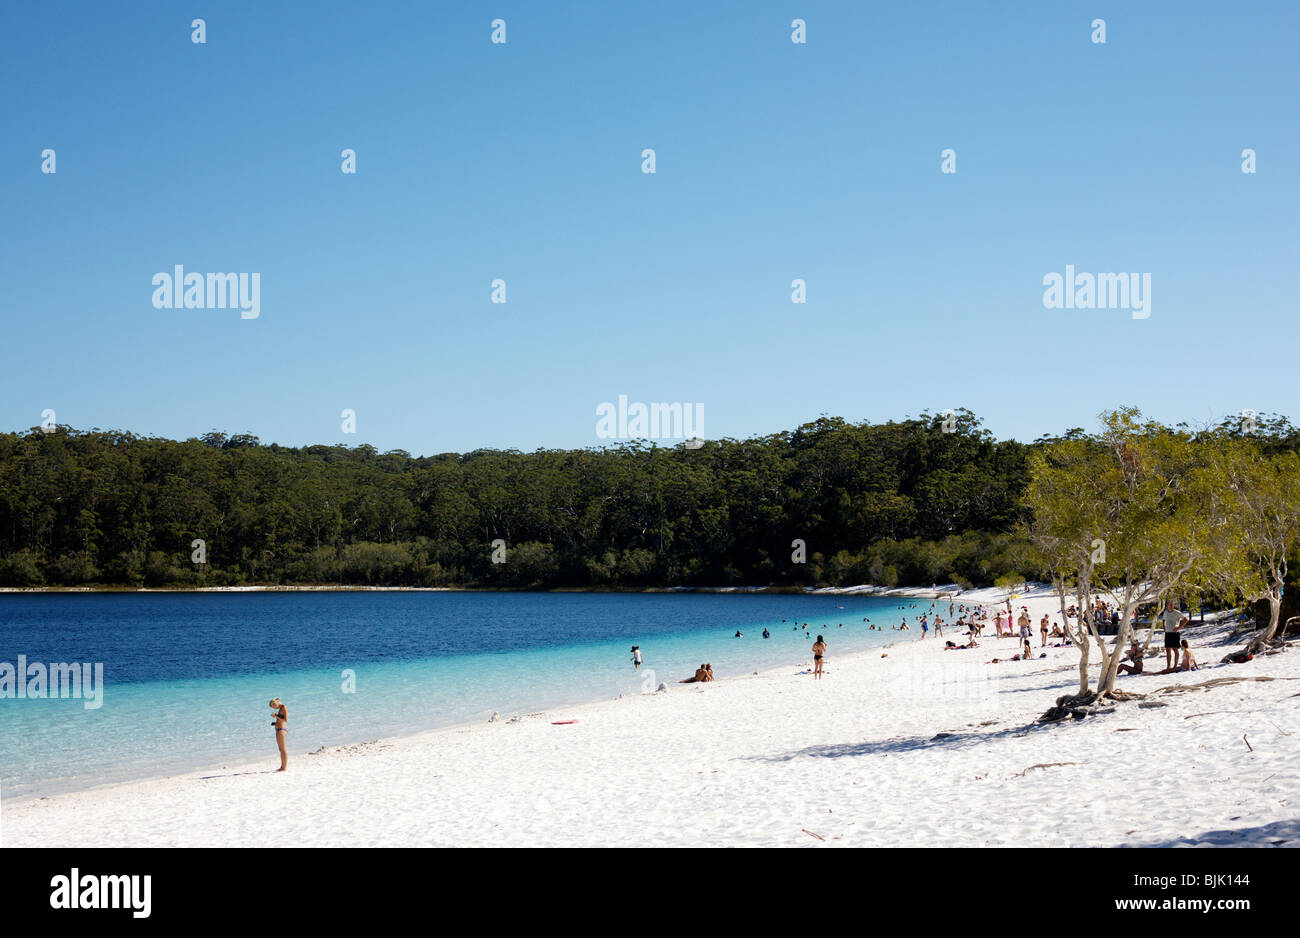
[1026,409,1211,705]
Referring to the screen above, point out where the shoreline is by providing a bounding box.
[0,640,843,810]
[0,582,969,597]
[0,582,1072,804]
[6,587,1296,847]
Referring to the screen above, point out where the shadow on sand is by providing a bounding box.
[197,769,279,780]
[1123,817,1300,848]
[745,720,1057,763]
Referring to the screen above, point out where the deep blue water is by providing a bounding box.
[0,591,933,799]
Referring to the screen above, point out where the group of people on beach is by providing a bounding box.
[1116,600,1199,675]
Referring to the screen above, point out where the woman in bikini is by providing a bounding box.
[812,636,827,680]
[270,697,288,771]
[1117,642,1144,675]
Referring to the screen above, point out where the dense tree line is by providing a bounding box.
[0,410,1295,591]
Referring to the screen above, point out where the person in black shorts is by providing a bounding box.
[1160,599,1186,670]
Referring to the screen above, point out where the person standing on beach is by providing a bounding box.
[812,635,827,680]
[920,614,929,639]
[1017,607,1032,643]
[269,698,288,772]
[1160,599,1187,670]
[1039,614,1049,648]
[631,646,643,670]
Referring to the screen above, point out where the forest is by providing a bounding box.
[0,409,1296,594]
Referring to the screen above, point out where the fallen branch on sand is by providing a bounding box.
[1183,710,1247,720]
[801,828,825,841]
[1150,676,1295,696]
[1015,762,1079,777]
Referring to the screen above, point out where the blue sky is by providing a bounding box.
[2,1,1297,455]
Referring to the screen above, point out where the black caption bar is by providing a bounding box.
[1,847,1272,925]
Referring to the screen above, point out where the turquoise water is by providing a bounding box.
[0,591,933,799]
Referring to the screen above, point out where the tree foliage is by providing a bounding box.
[0,412,1031,588]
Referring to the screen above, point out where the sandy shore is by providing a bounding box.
[5,586,1298,847]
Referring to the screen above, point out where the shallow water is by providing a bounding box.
[0,591,945,799]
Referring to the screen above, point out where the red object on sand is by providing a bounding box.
[551,720,578,725]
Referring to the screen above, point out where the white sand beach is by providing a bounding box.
[5,587,1298,848]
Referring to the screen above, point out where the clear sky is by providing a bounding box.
[3,1,1297,455]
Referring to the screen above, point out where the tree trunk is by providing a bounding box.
[1075,630,1091,695]
[1263,590,1282,642]
[1075,566,1096,695]
[1054,575,1090,696]
[1097,598,1138,696]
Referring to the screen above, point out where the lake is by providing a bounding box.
[0,590,941,799]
